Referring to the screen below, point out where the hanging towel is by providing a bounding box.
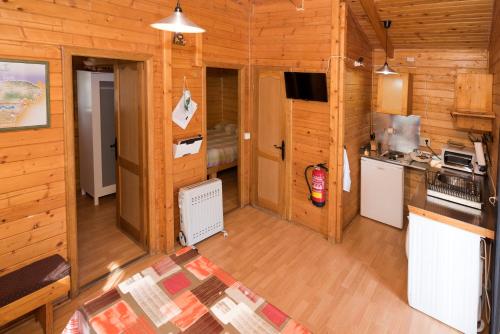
[343,147,351,192]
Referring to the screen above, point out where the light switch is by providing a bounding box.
[244,132,251,140]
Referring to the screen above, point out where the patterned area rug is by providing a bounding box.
[63,247,310,333]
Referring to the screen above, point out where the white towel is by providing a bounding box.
[343,147,351,192]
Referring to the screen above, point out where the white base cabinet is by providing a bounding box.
[408,213,481,334]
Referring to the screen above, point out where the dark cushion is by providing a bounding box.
[0,255,70,308]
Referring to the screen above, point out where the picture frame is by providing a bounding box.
[0,58,50,132]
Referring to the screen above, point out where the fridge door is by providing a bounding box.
[361,157,404,228]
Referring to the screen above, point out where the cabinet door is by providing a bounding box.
[376,73,410,115]
[455,73,492,114]
[360,158,404,228]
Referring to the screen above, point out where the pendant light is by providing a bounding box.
[376,20,397,75]
[151,1,206,34]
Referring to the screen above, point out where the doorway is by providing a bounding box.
[252,70,289,217]
[205,67,240,213]
[71,56,148,288]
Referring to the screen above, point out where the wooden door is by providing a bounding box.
[254,71,286,215]
[115,62,147,246]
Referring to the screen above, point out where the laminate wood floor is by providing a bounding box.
[4,206,458,334]
[77,193,146,287]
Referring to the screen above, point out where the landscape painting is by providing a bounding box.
[0,59,50,131]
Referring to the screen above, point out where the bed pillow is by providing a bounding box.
[214,123,225,131]
[224,123,236,134]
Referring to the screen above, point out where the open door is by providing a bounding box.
[115,62,147,246]
[253,71,286,216]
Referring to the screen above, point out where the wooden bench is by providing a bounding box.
[0,255,70,334]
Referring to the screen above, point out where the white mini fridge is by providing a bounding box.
[360,157,404,228]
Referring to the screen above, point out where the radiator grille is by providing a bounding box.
[179,178,224,245]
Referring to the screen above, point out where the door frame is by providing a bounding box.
[62,47,156,296]
[202,61,247,209]
[251,66,292,219]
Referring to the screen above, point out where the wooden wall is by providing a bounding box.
[372,49,490,214]
[0,1,168,276]
[490,0,500,183]
[251,0,333,235]
[170,1,250,237]
[373,49,490,152]
[0,0,251,277]
[206,68,238,129]
[342,11,372,228]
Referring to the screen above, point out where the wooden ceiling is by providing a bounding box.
[252,0,495,49]
[347,0,495,49]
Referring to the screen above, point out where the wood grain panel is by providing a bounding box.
[0,0,253,276]
[170,1,251,237]
[372,49,490,152]
[291,101,330,235]
[0,1,169,277]
[251,1,335,236]
[342,10,372,228]
[347,0,495,49]
[206,68,238,129]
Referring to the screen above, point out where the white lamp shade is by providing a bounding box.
[375,62,398,75]
[151,11,205,33]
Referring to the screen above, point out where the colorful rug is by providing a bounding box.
[63,247,310,333]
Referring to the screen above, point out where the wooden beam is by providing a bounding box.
[359,0,394,58]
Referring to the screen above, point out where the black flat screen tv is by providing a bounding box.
[284,72,328,102]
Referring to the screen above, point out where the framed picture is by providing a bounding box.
[0,58,50,131]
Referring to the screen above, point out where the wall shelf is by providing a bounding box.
[450,111,495,132]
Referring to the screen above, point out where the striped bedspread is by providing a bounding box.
[207,129,237,168]
[63,247,310,334]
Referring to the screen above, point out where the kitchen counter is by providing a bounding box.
[362,152,430,171]
[408,179,496,239]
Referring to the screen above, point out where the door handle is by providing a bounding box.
[110,138,117,160]
[273,140,285,161]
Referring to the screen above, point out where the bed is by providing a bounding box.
[207,123,238,179]
[63,247,310,334]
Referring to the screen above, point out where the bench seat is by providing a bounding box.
[0,255,70,333]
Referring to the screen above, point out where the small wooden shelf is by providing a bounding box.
[450,111,495,132]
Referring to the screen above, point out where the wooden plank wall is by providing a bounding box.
[222,70,238,124]
[206,68,238,129]
[342,11,372,228]
[170,1,251,237]
[0,0,251,275]
[490,0,500,183]
[373,49,490,152]
[372,49,490,212]
[251,0,333,235]
[207,69,224,129]
[0,0,168,275]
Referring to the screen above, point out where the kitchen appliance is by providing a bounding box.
[441,145,486,175]
[426,169,483,210]
[178,178,225,246]
[361,157,404,228]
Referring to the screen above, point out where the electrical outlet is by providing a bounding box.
[419,137,431,147]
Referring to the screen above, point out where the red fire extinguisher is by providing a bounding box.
[305,163,328,207]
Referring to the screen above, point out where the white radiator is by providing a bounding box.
[178,178,224,246]
[408,213,481,334]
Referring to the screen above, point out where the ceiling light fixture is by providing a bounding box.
[151,1,205,45]
[375,20,397,75]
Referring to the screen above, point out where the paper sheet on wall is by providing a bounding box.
[173,90,198,130]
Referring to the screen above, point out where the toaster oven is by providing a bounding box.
[441,146,485,175]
